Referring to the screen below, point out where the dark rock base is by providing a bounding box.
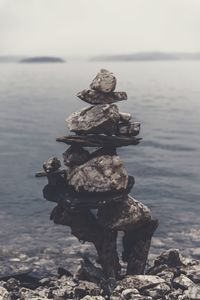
[0,249,200,300]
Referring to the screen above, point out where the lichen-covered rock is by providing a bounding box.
[117,122,140,136]
[90,69,116,93]
[66,104,120,135]
[67,155,128,193]
[97,196,151,230]
[77,89,127,104]
[43,157,61,173]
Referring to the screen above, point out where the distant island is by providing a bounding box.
[20,56,65,63]
[90,52,200,62]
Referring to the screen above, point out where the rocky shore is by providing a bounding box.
[0,249,200,300]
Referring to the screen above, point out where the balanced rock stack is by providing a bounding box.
[36,69,158,279]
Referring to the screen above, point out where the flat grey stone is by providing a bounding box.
[56,134,141,148]
[77,89,127,104]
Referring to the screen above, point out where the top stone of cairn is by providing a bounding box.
[77,69,127,105]
[90,69,116,93]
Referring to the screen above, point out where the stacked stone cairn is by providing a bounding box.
[36,69,158,280]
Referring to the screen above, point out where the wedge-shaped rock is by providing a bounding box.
[66,104,119,135]
[98,195,151,230]
[90,69,116,93]
[56,135,141,148]
[77,89,127,105]
[67,155,129,193]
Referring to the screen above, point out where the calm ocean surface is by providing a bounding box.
[0,61,200,275]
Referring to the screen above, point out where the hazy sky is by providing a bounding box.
[1,0,200,56]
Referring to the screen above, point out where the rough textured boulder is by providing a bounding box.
[98,196,151,230]
[66,104,120,135]
[77,89,127,104]
[90,69,116,93]
[67,155,129,193]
